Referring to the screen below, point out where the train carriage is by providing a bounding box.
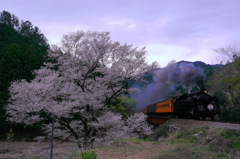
[143,91,221,121]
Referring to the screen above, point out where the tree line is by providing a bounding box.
[0,10,49,138]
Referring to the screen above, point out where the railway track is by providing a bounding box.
[147,116,240,130]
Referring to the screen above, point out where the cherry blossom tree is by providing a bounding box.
[6,30,155,150]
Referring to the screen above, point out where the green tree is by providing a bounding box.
[18,20,48,47]
[209,46,240,121]
[108,95,135,119]
[0,10,19,29]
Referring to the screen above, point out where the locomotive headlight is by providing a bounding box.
[207,104,214,110]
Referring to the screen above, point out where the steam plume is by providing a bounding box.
[131,61,206,112]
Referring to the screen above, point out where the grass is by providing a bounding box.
[1,158,41,159]
[155,146,209,159]
[169,126,207,144]
[208,129,240,154]
[155,126,240,159]
[1,125,240,159]
[114,138,151,144]
[93,126,240,159]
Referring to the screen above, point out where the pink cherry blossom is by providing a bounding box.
[7,30,155,150]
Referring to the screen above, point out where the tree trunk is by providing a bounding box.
[77,137,95,150]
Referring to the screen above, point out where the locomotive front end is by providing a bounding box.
[193,91,221,120]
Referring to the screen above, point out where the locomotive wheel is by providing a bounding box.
[189,108,199,120]
[193,114,199,120]
[210,115,214,120]
[201,116,206,120]
[177,112,185,119]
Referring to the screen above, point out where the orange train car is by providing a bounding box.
[143,98,176,114]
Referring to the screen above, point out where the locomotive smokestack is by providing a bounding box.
[131,61,206,112]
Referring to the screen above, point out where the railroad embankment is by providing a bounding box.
[167,118,240,130]
[1,120,240,159]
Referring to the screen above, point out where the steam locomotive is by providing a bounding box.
[143,91,221,121]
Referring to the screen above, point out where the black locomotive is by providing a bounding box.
[174,91,221,120]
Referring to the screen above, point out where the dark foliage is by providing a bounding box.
[0,10,49,139]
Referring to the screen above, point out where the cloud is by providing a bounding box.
[144,43,192,66]
[2,0,240,66]
[99,17,137,29]
[39,23,90,44]
[144,43,229,67]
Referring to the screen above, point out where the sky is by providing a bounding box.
[1,0,240,67]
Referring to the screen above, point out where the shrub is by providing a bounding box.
[72,150,97,159]
[150,124,179,141]
[219,108,240,122]
[6,128,14,141]
[80,151,97,159]
[151,125,169,140]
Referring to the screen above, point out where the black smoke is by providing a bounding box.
[131,61,206,112]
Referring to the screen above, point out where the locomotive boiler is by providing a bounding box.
[143,91,221,120]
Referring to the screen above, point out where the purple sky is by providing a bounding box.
[1,0,240,66]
